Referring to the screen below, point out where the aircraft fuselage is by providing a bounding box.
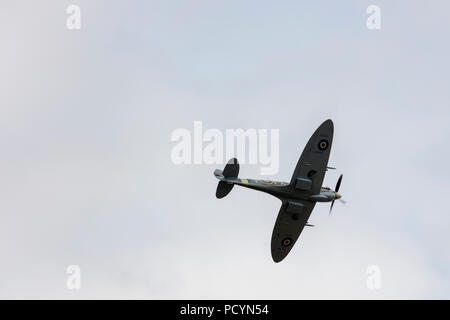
[223,177,340,202]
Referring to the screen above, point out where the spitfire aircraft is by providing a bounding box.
[214,119,344,262]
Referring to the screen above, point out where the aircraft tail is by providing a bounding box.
[215,158,239,199]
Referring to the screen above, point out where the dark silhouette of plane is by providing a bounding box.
[214,119,343,262]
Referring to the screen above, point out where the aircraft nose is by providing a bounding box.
[335,192,342,199]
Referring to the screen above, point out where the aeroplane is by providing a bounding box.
[214,119,344,262]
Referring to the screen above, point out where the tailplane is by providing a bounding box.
[215,158,239,199]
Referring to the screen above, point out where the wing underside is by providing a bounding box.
[289,119,334,197]
[271,199,315,262]
[270,120,334,262]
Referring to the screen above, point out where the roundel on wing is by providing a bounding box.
[318,139,329,151]
[262,180,274,185]
[281,237,293,247]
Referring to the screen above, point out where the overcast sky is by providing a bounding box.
[1,1,449,299]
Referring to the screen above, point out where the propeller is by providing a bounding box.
[335,174,343,193]
[329,200,336,215]
[329,174,343,216]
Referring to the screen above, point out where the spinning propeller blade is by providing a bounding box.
[329,174,343,216]
[335,174,343,192]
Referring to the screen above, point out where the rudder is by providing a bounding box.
[215,158,239,199]
[222,158,239,178]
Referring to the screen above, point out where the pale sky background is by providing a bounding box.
[0,1,449,299]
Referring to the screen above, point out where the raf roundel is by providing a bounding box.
[318,139,329,151]
[281,237,293,247]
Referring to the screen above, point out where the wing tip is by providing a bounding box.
[272,256,283,263]
[323,118,334,128]
[271,250,287,263]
